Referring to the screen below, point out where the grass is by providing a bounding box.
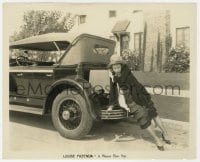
[133,71,189,90]
[90,71,189,91]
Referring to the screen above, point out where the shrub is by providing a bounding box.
[164,46,190,73]
[121,49,141,71]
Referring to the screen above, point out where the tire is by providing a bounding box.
[51,90,93,139]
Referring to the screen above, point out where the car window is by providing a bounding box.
[93,44,110,55]
[10,49,66,63]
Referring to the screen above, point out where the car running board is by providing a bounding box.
[9,104,43,115]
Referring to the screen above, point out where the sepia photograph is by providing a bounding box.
[2,2,197,159]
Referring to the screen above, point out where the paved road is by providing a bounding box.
[7,109,190,159]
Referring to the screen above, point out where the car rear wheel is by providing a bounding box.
[52,90,93,139]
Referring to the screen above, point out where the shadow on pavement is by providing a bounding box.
[9,111,56,131]
[84,119,159,145]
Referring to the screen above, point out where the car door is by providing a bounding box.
[26,66,55,108]
[9,66,34,106]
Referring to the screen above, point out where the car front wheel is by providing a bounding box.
[51,90,93,139]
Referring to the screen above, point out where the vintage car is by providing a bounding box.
[9,33,127,139]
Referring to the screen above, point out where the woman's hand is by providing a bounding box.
[107,105,114,111]
[109,70,114,82]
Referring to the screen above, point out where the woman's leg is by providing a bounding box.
[153,116,170,140]
[146,124,164,149]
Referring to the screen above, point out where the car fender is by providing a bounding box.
[44,78,98,120]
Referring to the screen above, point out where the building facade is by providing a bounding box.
[70,6,191,72]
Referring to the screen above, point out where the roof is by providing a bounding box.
[112,20,130,33]
[9,32,79,51]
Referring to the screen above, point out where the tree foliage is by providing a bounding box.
[10,10,76,42]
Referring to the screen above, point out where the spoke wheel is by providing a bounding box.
[58,99,82,130]
[52,90,93,139]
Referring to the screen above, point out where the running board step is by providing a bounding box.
[9,104,43,115]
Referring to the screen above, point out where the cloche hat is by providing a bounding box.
[108,54,124,67]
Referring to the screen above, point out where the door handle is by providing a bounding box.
[16,73,23,77]
[46,74,53,77]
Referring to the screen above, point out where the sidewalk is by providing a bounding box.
[146,87,189,98]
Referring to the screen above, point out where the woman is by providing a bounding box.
[107,54,171,151]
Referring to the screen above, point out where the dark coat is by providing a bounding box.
[109,64,155,108]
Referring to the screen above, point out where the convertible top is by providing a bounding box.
[9,32,88,51]
[9,33,115,51]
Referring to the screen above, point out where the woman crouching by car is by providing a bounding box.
[107,54,171,151]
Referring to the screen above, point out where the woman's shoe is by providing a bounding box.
[162,134,171,144]
[155,141,164,151]
[157,145,165,151]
